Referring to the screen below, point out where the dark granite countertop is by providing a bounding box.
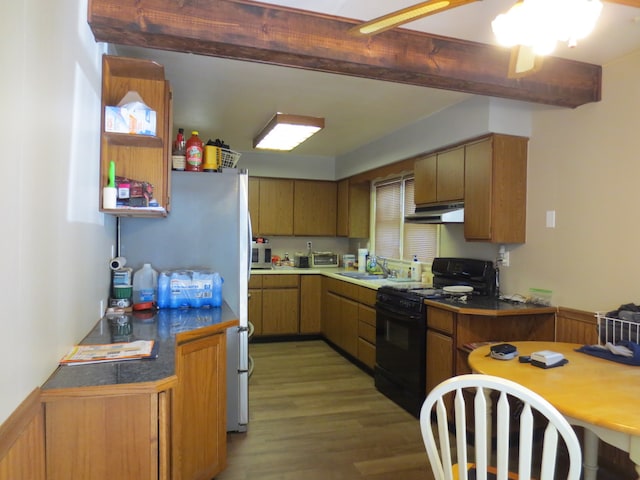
[42,303,238,392]
[424,297,556,316]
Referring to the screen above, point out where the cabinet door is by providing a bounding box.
[348,182,370,238]
[323,291,341,345]
[426,329,454,394]
[414,154,437,205]
[300,275,322,334]
[249,288,263,336]
[258,178,294,235]
[248,177,260,236]
[174,332,226,480]
[262,289,300,334]
[45,393,159,480]
[336,179,349,236]
[338,297,359,357]
[464,138,493,241]
[293,180,337,236]
[436,147,465,202]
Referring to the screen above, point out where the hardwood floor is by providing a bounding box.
[218,340,433,480]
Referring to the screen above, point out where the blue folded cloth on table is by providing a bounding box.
[576,340,640,366]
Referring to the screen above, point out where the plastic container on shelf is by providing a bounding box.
[133,263,158,304]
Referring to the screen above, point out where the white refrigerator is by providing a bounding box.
[120,169,250,432]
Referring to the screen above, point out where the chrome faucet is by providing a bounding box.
[377,256,392,278]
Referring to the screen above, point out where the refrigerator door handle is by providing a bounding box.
[247,211,253,281]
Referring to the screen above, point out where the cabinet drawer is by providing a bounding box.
[262,274,299,288]
[248,275,263,289]
[358,320,376,344]
[428,307,454,334]
[357,338,375,370]
[327,277,359,301]
[358,287,377,307]
[358,304,376,327]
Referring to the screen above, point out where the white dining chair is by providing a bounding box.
[420,374,582,480]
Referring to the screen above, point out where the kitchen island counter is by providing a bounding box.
[42,303,239,392]
[424,297,556,316]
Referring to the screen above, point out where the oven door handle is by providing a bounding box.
[376,303,423,323]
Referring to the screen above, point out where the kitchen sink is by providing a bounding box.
[337,272,385,281]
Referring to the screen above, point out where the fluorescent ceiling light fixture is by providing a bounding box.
[492,0,603,56]
[253,113,325,151]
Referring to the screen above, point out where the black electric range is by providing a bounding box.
[374,258,496,417]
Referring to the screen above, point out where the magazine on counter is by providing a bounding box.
[59,340,157,365]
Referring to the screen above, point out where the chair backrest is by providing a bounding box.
[419,374,582,480]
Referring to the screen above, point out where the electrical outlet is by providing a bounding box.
[307,241,312,251]
[502,251,510,267]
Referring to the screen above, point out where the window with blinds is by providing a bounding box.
[373,177,438,262]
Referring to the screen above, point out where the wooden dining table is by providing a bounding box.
[468,341,640,480]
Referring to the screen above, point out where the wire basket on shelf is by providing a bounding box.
[219,148,241,169]
[595,312,640,345]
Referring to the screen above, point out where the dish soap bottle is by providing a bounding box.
[410,255,421,281]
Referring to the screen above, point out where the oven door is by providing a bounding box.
[374,301,426,416]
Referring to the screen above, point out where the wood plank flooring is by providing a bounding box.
[217,340,433,480]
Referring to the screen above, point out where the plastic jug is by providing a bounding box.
[133,263,158,304]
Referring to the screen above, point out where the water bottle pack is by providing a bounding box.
[157,269,223,308]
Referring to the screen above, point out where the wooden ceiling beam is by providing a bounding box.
[87,0,602,108]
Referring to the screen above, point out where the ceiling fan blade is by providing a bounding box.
[603,0,640,7]
[507,45,543,79]
[349,0,479,36]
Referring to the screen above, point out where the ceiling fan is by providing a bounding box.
[350,0,640,78]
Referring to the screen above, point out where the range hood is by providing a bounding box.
[405,202,464,224]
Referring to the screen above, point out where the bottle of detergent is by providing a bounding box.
[133,263,158,305]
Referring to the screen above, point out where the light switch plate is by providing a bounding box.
[546,210,556,228]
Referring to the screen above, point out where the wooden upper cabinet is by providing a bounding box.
[337,179,370,238]
[257,178,294,235]
[99,55,172,217]
[248,177,260,236]
[414,148,464,205]
[294,180,337,236]
[436,147,465,202]
[413,154,437,205]
[464,134,528,243]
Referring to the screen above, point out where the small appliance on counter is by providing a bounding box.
[294,254,310,268]
[311,252,339,268]
[251,238,272,269]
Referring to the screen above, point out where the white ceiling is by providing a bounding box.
[115,0,640,157]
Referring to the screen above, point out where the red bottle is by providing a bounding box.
[185,131,203,172]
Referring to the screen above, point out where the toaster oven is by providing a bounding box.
[311,252,339,268]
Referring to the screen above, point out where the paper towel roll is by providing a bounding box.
[358,248,368,273]
[110,256,127,270]
[103,187,117,209]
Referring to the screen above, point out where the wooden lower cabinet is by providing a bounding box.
[323,278,376,366]
[300,275,322,334]
[425,305,555,394]
[42,327,230,480]
[173,330,227,480]
[45,391,164,480]
[261,275,300,335]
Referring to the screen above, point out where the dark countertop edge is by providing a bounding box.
[423,299,557,316]
[253,268,557,315]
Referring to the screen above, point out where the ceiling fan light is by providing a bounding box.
[253,113,324,151]
[492,0,603,55]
